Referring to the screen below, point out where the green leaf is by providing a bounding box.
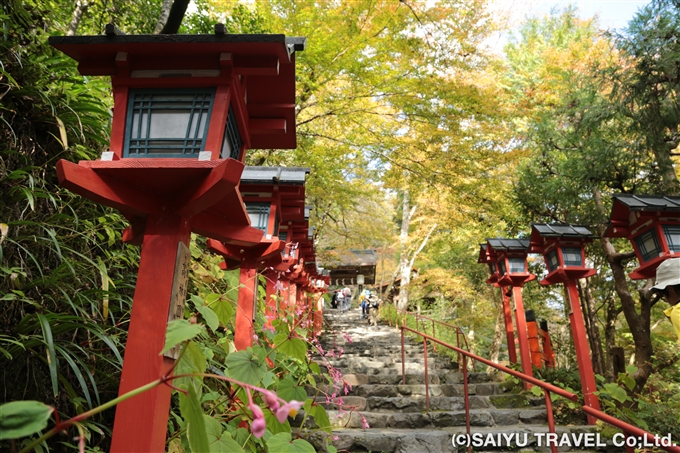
[36,314,58,397]
[603,383,630,404]
[529,385,544,397]
[625,365,638,376]
[309,362,321,375]
[309,405,332,433]
[327,446,338,453]
[266,433,316,453]
[276,378,306,403]
[175,341,207,392]
[225,349,266,386]
[263,409,290,435]
[273,333,307,362]
[0,401,54,440]
[197,305,220,333]
[205,415,244,452]
[262,371,276,388]
[180,385,210,453]
[209,296,235,327]
[621,375,636,391]
[161,319,205,355]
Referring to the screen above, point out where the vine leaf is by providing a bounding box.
[273,333,307,362]
[277,377,306,402]
[225,349,266,386]
[266,432,316,453]
[204,415,244,452]
[161,319,204,355]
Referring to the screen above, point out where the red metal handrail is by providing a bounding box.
[389,307,477,371]
[401,325,680,453]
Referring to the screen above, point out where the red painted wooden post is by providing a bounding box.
[526,312,543,369]
[234,260,259,350]
[264,268,278,329]
[110,215,190,452]
[540,321,556,368]
[511,286,534,389]
[501,286,517,364]
[565,280,601,424]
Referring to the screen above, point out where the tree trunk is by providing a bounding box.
[600,236,655,393]
[67,0,91,36]
[486,294,504,375]
[577,278,605,376]
[604,295,620,382]
[397,189,414,311]
[160,0,191,34]
[154,0,174,34]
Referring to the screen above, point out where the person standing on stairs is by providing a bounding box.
[652,258,680,343]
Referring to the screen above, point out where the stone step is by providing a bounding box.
[315,394,540,413]
[340,371,491,386]
[301,407,548,430]
[306,426,608,453]
[310,382,506,398]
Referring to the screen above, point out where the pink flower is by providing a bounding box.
[275,400,303,423]
[249,403,266,438]
[262,389,280,412]
[361,415,370,429]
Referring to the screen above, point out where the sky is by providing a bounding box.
[488,0,652,52]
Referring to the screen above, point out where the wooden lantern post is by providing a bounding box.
[207,166,309,350]
[486,238,535,388]
[478,244,517,364]
[604,194,680,279]
[49,31,305,452]
[529,223,601,424]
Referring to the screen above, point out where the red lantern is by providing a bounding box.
[529,223,601,424]
[605,194,680,279]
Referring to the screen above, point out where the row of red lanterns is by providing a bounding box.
[478,194,680,425]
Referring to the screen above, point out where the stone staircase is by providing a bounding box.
[304,306,609,453]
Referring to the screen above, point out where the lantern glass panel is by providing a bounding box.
[663,225,680,253]
[634,229,661,262]
[489,262,496,275]
[278,230,289,241]
[125,89,214,157]
[246,202,270,232]
[546,249,559,272]
[220,104,242,160]
[509,257,526,273]
[561,247,583,267]
[498,259,507,275]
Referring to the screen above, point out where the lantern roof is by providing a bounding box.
[477,243,490,264]
[531,223,595,239]
[605,194,680,237]
[486,238,530,253]
[241,166,310,185]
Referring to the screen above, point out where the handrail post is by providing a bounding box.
[463,355,471,453]
[432,319,437,352]
[624,434,635,453]
[544,391,558,453]
[401,326,406,385]
[423,337,430,413]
